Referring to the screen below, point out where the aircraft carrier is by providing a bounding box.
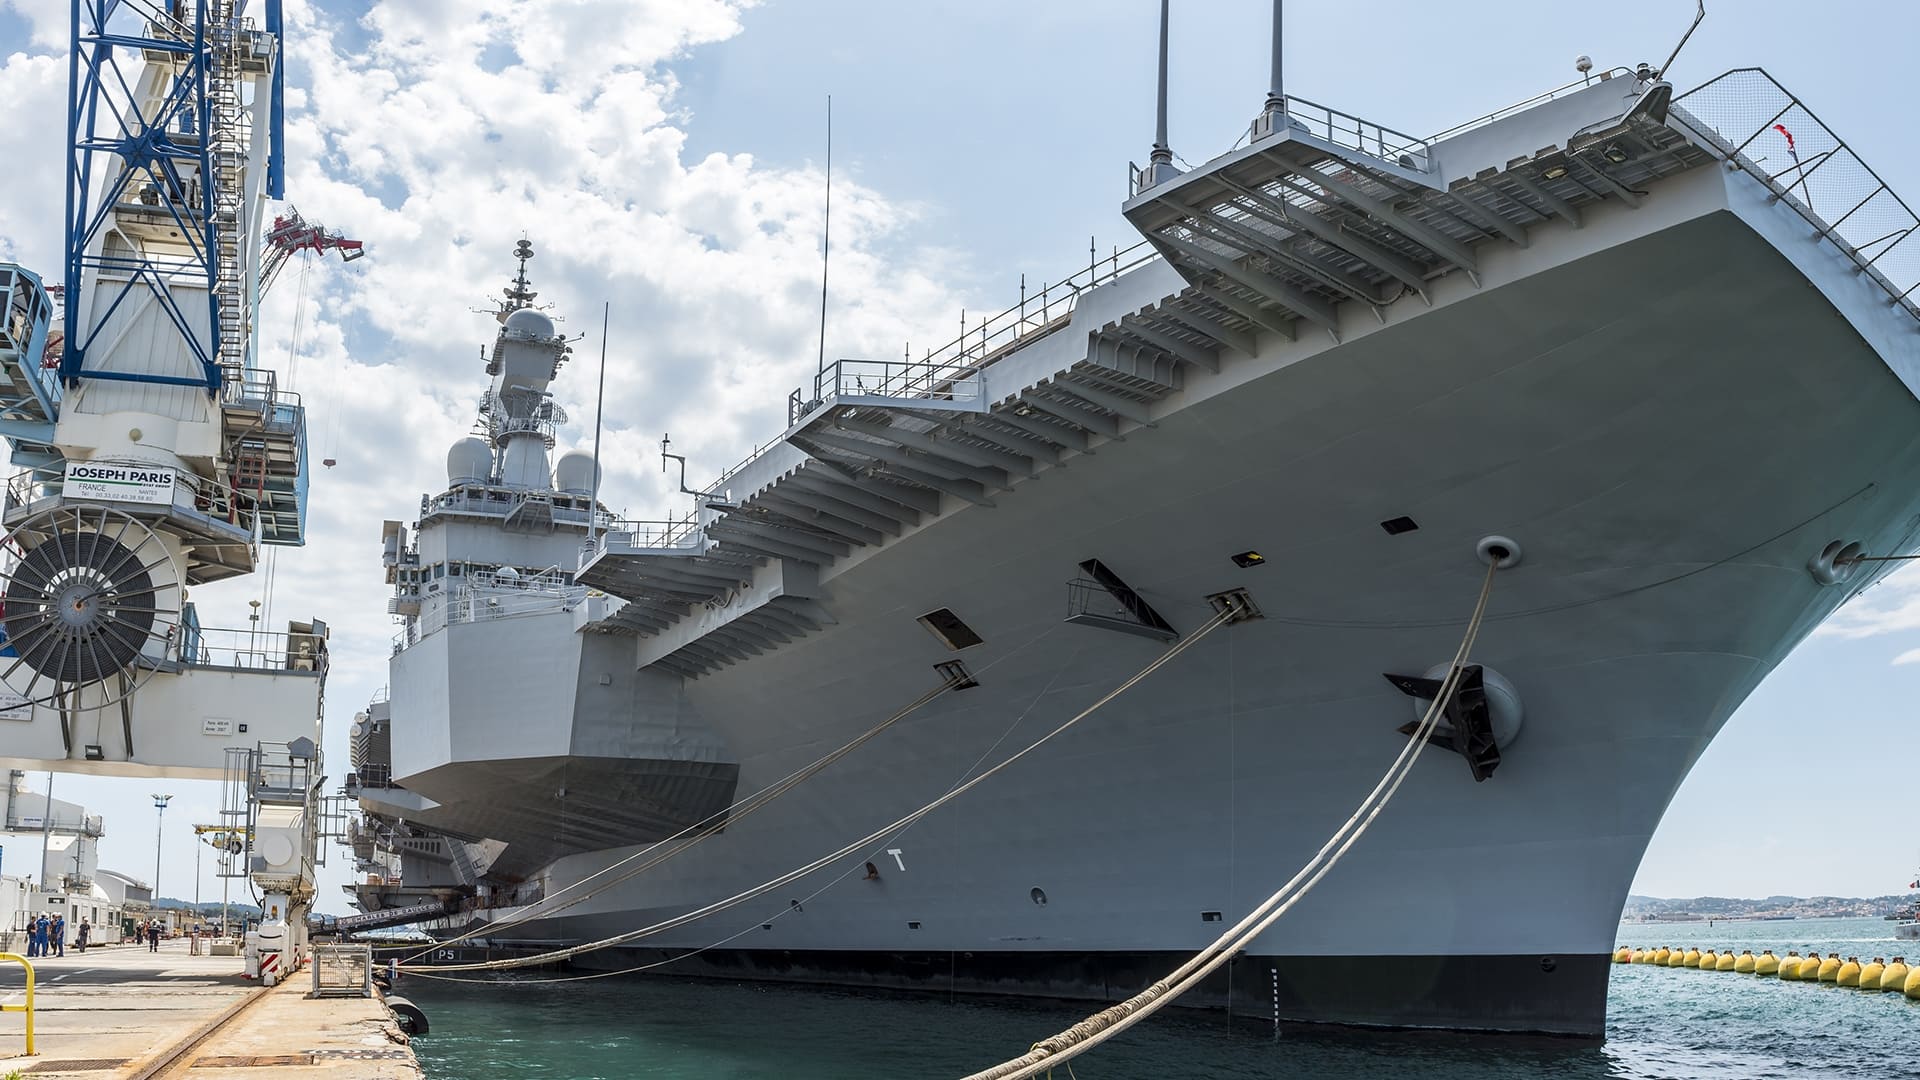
[341,22,1920,1036]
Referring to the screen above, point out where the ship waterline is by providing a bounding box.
[349,68,1920,1038]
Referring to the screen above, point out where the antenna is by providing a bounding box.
[504,238,537,312]
[587,301,609,545]
[1265,0,1284,115]
[1658,1,1707,80]
[1144,0,1177,186]
[816,95,832,384]
[1252,0,1291,141]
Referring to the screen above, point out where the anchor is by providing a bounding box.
[1383,664,1502,782]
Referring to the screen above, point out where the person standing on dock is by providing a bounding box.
[33,913,49,958]
[77,918,90,953]
[51,912,65,957]
[147,919,161,952]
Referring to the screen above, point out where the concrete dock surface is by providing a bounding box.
[1,941,420,1078]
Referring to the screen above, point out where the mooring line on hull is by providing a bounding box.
[409,611,1233,973]
[959,560,1500,1080]
[392,621,1071,963]
[406,637,1093,985]
[391,676,960,963]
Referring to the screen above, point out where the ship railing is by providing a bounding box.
[1675,68,1920,324]
[1130,94,1435,198]
[1426,68,1638,143]
[466,566,573,592]
[594,515,707,555]
[789,358,988,425]
[782,239,1159,429]
[425,486,613,528]
[442,589,582,627]
[3,462,264,538]
[176,623,328,674]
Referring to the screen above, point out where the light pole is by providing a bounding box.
[151,793,172,906]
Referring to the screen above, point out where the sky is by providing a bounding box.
[0,0,1916,912]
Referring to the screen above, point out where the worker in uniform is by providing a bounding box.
[51,912,65,957]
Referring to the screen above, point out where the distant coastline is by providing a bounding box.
[1622,894,1915,923]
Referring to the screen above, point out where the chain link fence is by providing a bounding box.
[1675,68,1919,324]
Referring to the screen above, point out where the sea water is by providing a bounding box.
[403,916,1916,1078]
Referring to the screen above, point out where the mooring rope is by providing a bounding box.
[958,559,1500,1080]
[408,609,1234,973]
[391,677,959,963]
[404,638,1095,985]
[390,621,1068,961]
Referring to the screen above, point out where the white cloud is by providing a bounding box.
[0,0,966,903]
[1812,564,1920,644]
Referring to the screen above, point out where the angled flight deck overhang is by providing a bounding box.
[577,67,1920,681]
[1120,74,1712,339]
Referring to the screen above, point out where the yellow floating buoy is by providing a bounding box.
[1755,950,1780,975]
[1654,946,1673,965]
[1904,965,1920,1000]
[1667,948,1688,968]
[1817,953,1842,982]
[1879,957,1909,991]
[1779,951,1805,979]
[1682,948,1703,968]
[1837,957,1862,987]
[1859,958,1886,989]
[1698,948,1718,969]
[1734,950,1757,974]
[1614,946,1633,964]
[1715,950,1737,972]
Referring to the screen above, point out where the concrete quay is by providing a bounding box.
[0,941,420,1078]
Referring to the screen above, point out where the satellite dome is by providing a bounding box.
[446,437,492,485]
[504,307,556,340]
[553,450,600,495]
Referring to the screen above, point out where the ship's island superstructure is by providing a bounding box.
[344,45,1920,1036]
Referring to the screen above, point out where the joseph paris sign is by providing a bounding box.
[64,461,178,506]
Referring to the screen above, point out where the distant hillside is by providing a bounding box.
[1624,894,1913,920]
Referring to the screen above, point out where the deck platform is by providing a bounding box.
[0,942,420,1078]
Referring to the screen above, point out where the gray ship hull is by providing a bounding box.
[364,74,1920,1037]
[419,197,1920,1036]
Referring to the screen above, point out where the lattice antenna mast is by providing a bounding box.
[502,238,538,315]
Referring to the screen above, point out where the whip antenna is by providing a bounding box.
[816,95,832,386]
[588,301,609,545]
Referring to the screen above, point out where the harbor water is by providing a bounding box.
[401,917,1915,1078]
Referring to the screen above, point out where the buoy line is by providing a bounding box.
[390,621,1068,962]
[1620,947,1920,995]
[409,608,1235,973]
[406,640,1094,986]
[959,560,1500,1080]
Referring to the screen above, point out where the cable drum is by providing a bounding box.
[0,505,180,708]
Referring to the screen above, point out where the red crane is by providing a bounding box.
[261,208,365,296]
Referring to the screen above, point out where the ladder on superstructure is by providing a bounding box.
[207,0,249,376]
